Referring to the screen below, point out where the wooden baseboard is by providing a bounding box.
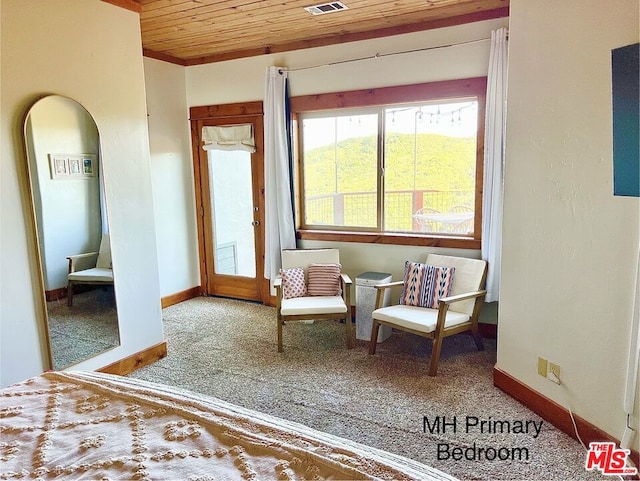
[494,366,639,469]
[161,286,201,308]
[97,341,167,376]
[478,322,497,339]
[45,287,67,302]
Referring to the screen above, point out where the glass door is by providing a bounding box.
[208,149,256,278]
[192,110,266,302]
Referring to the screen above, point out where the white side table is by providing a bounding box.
[355,272,393,342]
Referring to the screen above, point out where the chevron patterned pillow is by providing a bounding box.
[399,261,455,309]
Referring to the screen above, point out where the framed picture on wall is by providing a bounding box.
[49,154,97,179]
[68,154,97,178]
[69,157,82,175]
[49,154,68,180]
[612,42,639,197]
[83,157,94,175]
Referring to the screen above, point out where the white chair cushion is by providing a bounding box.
[425,254,486,316]
[68,267,113,283]
[280,295,347,316]
[372,304,470,334]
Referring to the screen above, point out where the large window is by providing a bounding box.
[291,78,486,249]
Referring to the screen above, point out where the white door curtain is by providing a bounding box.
[264,66,296,292]
[481,27,508,303]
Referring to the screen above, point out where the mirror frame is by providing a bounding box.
[22,94,121,369]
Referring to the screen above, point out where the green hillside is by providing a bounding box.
[304,132,476,196]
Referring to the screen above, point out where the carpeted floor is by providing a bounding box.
[47,288,120,370]
[128,296,607,481]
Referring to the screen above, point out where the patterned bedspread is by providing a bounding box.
[0,371,457,480]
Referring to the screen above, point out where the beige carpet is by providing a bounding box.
[128,296,606,481]
[47,288,120,370]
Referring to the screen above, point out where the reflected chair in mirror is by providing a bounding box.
[67,233,113,307]
[368,254,487,376]
[275,248,353,352]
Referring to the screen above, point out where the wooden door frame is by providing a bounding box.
[190,101,270,303]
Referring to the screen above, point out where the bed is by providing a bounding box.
[0,371,457,480]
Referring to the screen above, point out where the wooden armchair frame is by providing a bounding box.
[274,248,353,352]
[368,256,487,376]
[66,234,113,307]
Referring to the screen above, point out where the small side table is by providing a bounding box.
[355,272,393,342]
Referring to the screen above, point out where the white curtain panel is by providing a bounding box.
[481,27,508,303]
[264,66,296,291]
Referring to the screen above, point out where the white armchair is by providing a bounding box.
[368,254,487,376]
[275,248,353,352]
[66,234,113,307]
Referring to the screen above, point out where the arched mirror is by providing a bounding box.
[24,95,120,370]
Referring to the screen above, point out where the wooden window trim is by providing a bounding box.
[291,78,486,250]
[297,229,481,250]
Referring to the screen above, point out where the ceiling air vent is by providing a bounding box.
[304,2,349,15]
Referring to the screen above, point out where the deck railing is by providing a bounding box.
[305,189,474,233]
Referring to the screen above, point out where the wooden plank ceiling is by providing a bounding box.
[136,0,509,66]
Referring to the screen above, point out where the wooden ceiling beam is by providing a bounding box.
[101,0,142,14]
[143,48,188,66]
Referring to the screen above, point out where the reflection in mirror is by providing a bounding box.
[24,95,120,370]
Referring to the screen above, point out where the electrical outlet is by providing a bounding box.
[538,357,561,384]
[537,357,548,377]
[548,362,561,384]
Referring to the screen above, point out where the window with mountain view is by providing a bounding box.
[293,78,485,247]
[302,112,379,229]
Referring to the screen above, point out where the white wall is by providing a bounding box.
[499,0,639,449]
[187,18,508,102]
[144,58,200,297]
[182,18,508,295]
[0,0,163,386]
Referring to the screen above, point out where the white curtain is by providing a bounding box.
[264,66,296,290]
[481,27,508,303]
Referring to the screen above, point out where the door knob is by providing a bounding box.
[251,220,260,226]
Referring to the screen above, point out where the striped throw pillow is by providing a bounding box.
[279,267,307,299]
[307,263,342,296]
[399,261,455,309]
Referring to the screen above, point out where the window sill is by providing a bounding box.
[297,229,481,250]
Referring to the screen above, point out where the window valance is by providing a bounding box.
[202,124,255,152]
